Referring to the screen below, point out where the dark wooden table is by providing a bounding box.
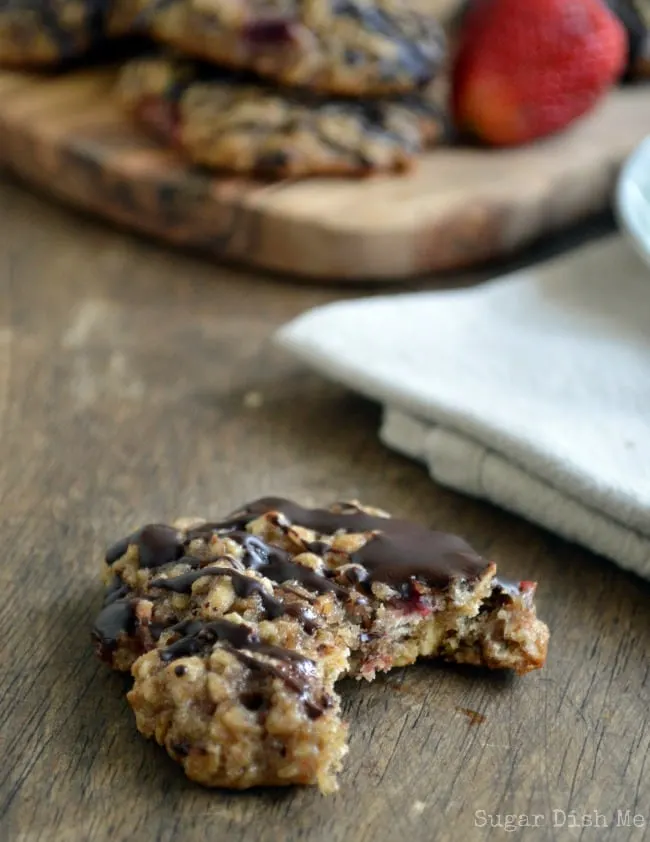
[2,177,649,842]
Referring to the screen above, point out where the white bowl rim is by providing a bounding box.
[615,135,650,267]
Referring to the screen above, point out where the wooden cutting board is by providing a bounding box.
[1,65,649,281]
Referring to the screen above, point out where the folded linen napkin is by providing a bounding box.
[276,236,650,580]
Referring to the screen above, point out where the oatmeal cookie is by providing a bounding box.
[93,497,548,791]
[0,0,136,67]
[129,618,349,791]
[134,0,446,95]
[117,56,448,176]
[94,498,549,678]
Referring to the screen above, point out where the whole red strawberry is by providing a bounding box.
[452,0,628,146]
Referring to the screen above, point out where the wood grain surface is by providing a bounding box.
[0,66,650,281]
[1,178,649,842]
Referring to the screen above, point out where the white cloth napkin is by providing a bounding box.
[276,236,650,580]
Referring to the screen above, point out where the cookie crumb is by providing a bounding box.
[456,707,487,726]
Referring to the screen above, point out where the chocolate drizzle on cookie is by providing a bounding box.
[93,598,137,651]
[93,496,548,751]
[196,496,392,534]
[103,575,130,605]
[106,497,488,591]
[98,497,489,670]
[159,617,325,716]
[197,497,488,588]
[353,531,486,588]
[239,534,348,597]
[160,617,310,663]
[151,565,319,633]
[106,523,184,568]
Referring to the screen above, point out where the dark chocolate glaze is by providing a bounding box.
[108,497,488,591]
[353,531,486,589]
[151,565,318,633]
[93,598,137,649]
[103,576,129,605]
[240,534,348,598]
[159,618,322,715]
[160,617,310,663]
[151,517,350,601]
[206,497,488,588]
[197,496,393,533]
[149,621,168,641]
[306,540,330,555]
[106,523,183,568]
[167,617,204,638]
[227,648,324,718]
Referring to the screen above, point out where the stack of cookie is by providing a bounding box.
[117,0,450,176]
[0,0,450,177]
